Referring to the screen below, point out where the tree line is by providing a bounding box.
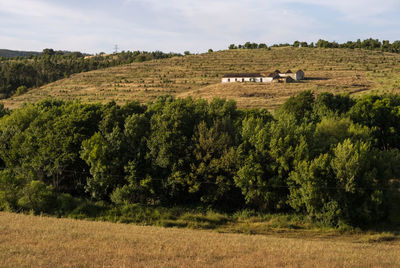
[229,38,400,53]
[0,92,399,227]
[0,49,41,59]
[0,49,181,99]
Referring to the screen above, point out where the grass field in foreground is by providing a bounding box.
[1,212,399,267]
[3,47,400,110]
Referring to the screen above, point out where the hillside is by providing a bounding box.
[0,49,41,58]
[3,47,400,110]
[1,212,399,267]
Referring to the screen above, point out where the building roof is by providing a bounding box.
[286,70,292,73]
[267,72,280,78]
[223,73,262,78]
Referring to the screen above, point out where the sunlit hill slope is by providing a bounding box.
[3,47,400,110]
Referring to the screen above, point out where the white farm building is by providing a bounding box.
[221,73,275,83]
[221,70,304,83]
[279,70,305,80]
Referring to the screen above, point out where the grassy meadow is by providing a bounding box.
[3,47,400,110]
[1,212,400,267]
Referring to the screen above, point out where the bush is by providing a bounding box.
[17,180,57,214]
[68,200,109,219]
[56,193,83,215]
[15,85,28,96]
[0,170,24,211]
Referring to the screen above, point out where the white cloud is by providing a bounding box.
[123,0,320,48]
[282,0,400,23]
[0,0,91,22]
[0,0,399,53]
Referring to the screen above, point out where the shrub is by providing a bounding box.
[56,193,83,215]
[68,200,109,219]
[0,170,24,211]
[15,85,28,96]
[17,180,57,214]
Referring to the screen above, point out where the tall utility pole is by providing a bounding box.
[114,44,119,54]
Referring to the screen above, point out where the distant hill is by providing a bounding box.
[0,49,41,58]
[0,49,93,58]
[3,47,400,110]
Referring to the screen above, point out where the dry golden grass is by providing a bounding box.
[2,47,400,110]
[1,212,399,267]
[177,70,373,110]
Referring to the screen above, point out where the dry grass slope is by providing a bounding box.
[1,212,399,267]
[3,47,400,110]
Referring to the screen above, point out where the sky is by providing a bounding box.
[1,0,400,54]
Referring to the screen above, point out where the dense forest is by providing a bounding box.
[0,49,181,98]
[0,92,399,227]
[230,38,400,53]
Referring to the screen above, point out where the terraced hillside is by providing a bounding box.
[3,47,400,110]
